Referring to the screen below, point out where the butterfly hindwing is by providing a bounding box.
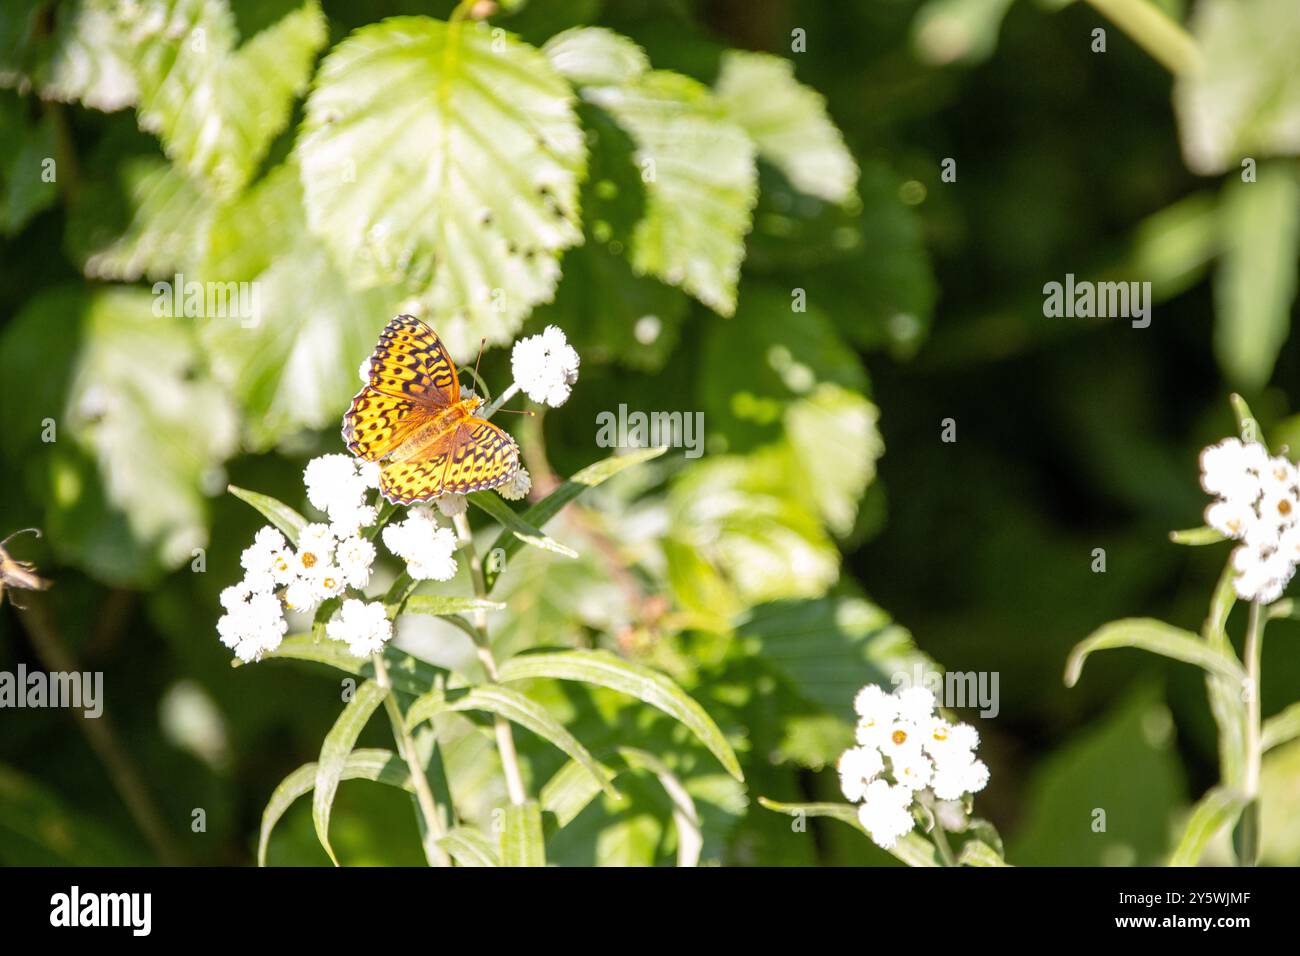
[365,314,459,406]
[378,420,519,503]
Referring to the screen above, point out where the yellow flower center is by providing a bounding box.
[891,729,907,746]
[301,552,317,569]
[323,576,337,590]
[933,726,948,742]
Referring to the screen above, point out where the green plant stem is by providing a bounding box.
[371,651,453,867]
[931,819,957,867]
[1240,600,1265,866]
[451,510,528,805]
[1082,0,1203,76]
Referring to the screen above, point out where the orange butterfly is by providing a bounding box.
[343,315,520,504]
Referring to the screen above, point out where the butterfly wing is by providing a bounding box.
[343,315,460,461]
[378,418,519,503]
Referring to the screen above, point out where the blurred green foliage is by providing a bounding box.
[1,0,1299,866]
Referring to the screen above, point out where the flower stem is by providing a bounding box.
[931,819,957,867]
[451,511,528,805]
[371,651,453,867]
[1239,600,1265,866]
[1082,0,1203,76]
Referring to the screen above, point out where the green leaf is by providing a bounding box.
[1230,393,1266,447]
[297,15,585,351]
[314,679,389,866]
[500,800,546,866]
[1168,786,1246,866]
[484,445,667,589]
[784,384,882,538]
[1169,526,1228,546]
[545,28,757,315]
[1202,561,1248,788]
[469,491,579,559]
[957,839,1010,867]
[0,287,238,584]
[438,826,500,867]
[756,797,941,867]
[120,0,327,196]
[1213,165,1300,390]
[1174,0,1300,175]
[714,50,856,204]
[198,163,401,449]
[401,594,506,617]
[1262,702,1300,752]
[539,755,616,828]
[33,0,138,111]
[909,0,1017,67]
[497,649,743,781]
[258,748,411,867]
[405,685,618,800]
[0,762,147,865]
[227,485,307,547]
[0,97,59,236]
[1064,618,1245,687]
[249,633,444,697]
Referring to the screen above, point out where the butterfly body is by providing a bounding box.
[344,316,519,504]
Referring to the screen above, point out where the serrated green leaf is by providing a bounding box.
[485,445,667,589]
[1213,165,1300,390]
[545,27,756,315]
[1064,618,1245,687]
[785,384,882,538]
[199,163,400,449]
[500,800,545,866]
[258,748,411,867]
[714,50,856,204]
[297,15,585,352]
[497,649,743,781]
[314,679,389,866]
[405,685,617,800]
[469,491,579,559]
[227,485,307,547]
[438,826,500,867]
[1169,786,1246,866]
[35,0,137,111]
[248,633,444,697]
[120,0,327,196]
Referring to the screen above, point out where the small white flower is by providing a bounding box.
[358,461,381,490]
[295,523,336,575]
[283,577,318,613]
[497,466,532,502]
[220,582,251,611]
[382,510,459,581]
[242,569,276,594]
[308,563,347,601]
[336,535,377,589]
[329,503,378,540]
[895,686,937,725]
[857,780,915,850]
[268,547,296,586]
[435,493,468,517]
[932,756,990,801]
[838,746,884,802]
[304,455,365,512]
[240,527,282,575]
[511,325,580,407]
[217,590,287,663]
[326,599,393,657]
[892,749,935,792]
[880,720,922,762]
[1205,499,1254,540]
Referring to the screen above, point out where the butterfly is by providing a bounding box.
[343,315,520,504]
[0,528,51,608]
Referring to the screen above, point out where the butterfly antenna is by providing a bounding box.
[493,408,536,417]
[472,337,486,386]
[0,527,41,549]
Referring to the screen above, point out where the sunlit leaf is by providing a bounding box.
[500,800,545,866]
[313,679,388,866]
[227,485,307,546]
[1168,786,1245,866]
[438,826,500,867]
[249,633,444,697]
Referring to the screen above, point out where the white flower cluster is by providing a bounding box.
[304,454,380,538]
[382,507,459,581]
[838,685,989,850]
[326,598,393,658]
[511,325,580,407]
[1200,437,1300,603]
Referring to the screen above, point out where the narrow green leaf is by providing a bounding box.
[485,446,668,589]
[1169,526,1227,546]
[438,827,501,867]
[1203,560,1248,788]
[1229,393,1266,448]
[1169,786,1246,866]
[539,756,617,828]
[468,491,579,559]
[227,485,307,546]
[757,797,941,867]
[401,595,506,617]
[498,649,743,781]
[1064,618,1245,687]
[314,680,389,866]
[1262,702,1300,752]
[500,801,545,867]
[406,686,618,800]
[241,633,444,697]
[620,748,702,868]
[957,839,1010,867]
[259,749,410,867]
